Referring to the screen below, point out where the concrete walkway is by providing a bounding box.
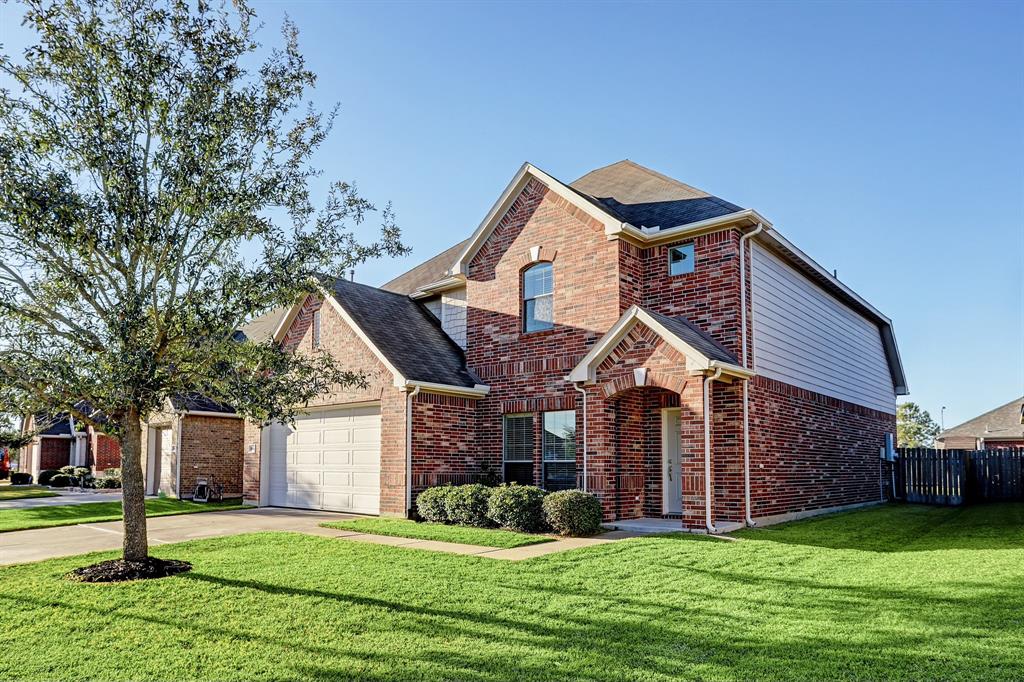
[0,507,635,566]
[0,490,124,510]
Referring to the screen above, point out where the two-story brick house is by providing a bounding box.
[240,160,907,531]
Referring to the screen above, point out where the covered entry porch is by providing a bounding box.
[568,306,754,531]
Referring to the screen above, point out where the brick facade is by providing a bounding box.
[39,437,71,470]
[90,432,121,472]
[178,416,244,499]
[225,170,898,529]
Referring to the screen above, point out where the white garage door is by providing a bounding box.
[268,404,381,514]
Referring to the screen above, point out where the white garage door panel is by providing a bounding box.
[268,404,381,514]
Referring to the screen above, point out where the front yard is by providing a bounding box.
[0,498,244,532]
[0,503,1021,680]
[0,484,58,501]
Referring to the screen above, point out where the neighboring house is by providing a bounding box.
[138,307,289,500]
[937,397,1024,450]
[17,405,121,480]
[230,159,907,531]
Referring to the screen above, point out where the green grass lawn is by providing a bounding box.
[0,498,245,532]
[1,503,1022,681]
[321,517,554,548]
[0,485,58,501]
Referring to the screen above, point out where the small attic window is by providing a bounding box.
[668,244,695,276]
[312,309,321,348]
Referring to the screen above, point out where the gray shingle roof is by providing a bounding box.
[939,396,1024,441]
[35,412,72,436]
[570,160,743,230]
[329,278,480,389]
[169,394,237,415]
[238,307,289,343]
[642,308,739,365]
[381,240,470,295]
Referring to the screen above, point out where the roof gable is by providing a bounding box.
[570,160,743,230]
[382,240,469,295]
[568,306,750,384]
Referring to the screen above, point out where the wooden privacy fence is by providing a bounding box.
[894,447,1023,505]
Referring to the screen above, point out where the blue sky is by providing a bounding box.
[1,1,1021,429]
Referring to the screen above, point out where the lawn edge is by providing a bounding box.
[320,519,556,549]
[0,501,247,534]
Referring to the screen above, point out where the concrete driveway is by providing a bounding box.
[0,507,356,566]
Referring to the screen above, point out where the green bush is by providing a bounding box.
[487,483,548,532]
[94,476,122,489]
[542,490,603,537]
[48,474,72,487]
[37,469,61,486]
[416,485,453,523]
[59,465,77,476]
[444,484,494,527]
[10,472,32,485]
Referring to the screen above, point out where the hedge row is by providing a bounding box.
[415,483,603,537]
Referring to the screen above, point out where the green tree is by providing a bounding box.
[0,0,406,565]
[897,402,941,447]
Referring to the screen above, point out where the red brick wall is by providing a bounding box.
[465,179,622,498]
[179,415,244,499]
[91,432,121,471]
[411,392,480,500]
[747,375,894,518]
[984,440,1024,449]
[242,420,262,503]
[39,437,71,470]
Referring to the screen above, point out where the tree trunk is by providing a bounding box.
[119,410,148,561]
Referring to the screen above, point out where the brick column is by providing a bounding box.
[679,377,708,529]
[242,420,263,504]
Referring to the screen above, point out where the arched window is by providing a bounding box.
[522,262,553,332]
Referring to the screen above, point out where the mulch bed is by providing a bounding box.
[66,557,192,583]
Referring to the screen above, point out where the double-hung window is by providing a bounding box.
[503,414,534,485]
[542,410,576,491]
[522,263,553,332]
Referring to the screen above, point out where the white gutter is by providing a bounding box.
[405,385,421,515]
[739,222,764,527]
[703,367,723,533]
[609,209,770,246]
[572,382,588,492]
[402,381,490,399]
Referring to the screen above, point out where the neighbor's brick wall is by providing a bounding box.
[747,375,894,518]
[178,415,244,499]
[39,437,71,470]
[90,432,121,472]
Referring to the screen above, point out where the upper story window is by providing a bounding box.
[522,262,553,332]
[668,243,695,276]
[312,309,321,348]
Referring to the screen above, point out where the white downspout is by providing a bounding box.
[573,382,588,492]
[405,385,421,515]
[703,367,723,534]
[739,223,763,527]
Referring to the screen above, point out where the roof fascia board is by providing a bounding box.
[608,209,771,245]
[180,410,243,419]
[404,380,490,399]
[754,229,908,394]
[453,163,632,275]
[567,306,751,384]
[408,275,466,300]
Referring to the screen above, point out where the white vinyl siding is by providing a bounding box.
[751,244,896,414]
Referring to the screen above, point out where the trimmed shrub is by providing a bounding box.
[487,483,548,532]
[542,490,603,537]
[37,469,61,486]
[444,484,494,527]
[48,474,72,487]
[10,472,32,485]
[59,465,77,476]
[94,476,122,489]
[416,485,453,523]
